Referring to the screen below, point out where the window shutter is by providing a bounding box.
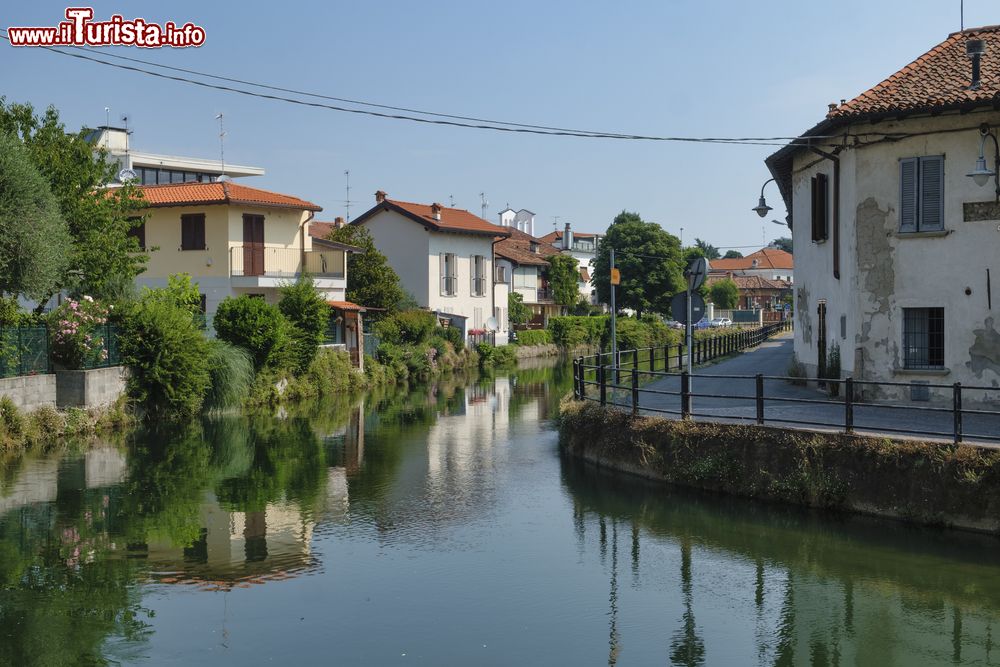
[817,173,828,241]
[440,253,446,295]
[195,215,206,250]
[919,155,944,231]
[899,158,918,233]
[470,254,476,294]
[181,216,192,249]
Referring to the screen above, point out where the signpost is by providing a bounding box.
[683,257,710,373]
[609,248,617,380]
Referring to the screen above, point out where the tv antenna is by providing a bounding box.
[449,194,455,207]
[961,0,965,31]
[216,113,227,179]
[552,215,561,232]
[103,107,110,147]
[479,192,488,219]
[116,113,136,182]
[344,170,351,221]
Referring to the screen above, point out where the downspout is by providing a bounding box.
[300,210,315,275]
[492,235,505,340]
[809,147,840,280]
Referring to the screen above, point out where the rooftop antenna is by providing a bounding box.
[552,215,561,232]
[103,107,110,148]
[961,0,965,31]
[344,170,351,222]
[116,113,136,182]
[449,194,455,207]
[480,192,488,219]
[216,113,227,180]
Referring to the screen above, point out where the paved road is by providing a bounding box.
[600,333,1000,445]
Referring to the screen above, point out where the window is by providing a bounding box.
[810,173,829,242]
[471,255,486,296]
[440,253,456,296]
[181,213,206,250]
[903,307,944,369]
[512,267,535,289]
[126,216,145,250]
[495,265,509,284]
[899,156,944,232]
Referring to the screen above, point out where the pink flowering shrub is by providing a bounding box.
[48,296,110,369]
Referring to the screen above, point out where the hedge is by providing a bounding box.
[515,329,552,346]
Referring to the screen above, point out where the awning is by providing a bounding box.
[327,300,365,312]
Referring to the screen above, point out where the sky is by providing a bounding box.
[3,1,996,251]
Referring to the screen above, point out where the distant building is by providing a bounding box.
[540,224,603,306]
[85,126,264,185]
[493,225,564,328]
[708,248,794,284]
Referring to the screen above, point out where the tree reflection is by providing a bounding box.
[669,535,705,666]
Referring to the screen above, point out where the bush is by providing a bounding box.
[204,339,254,411]
[118,298,211,420]
[47,296,111,369]
[393,309,437,345]
[290,347,366,399]
[478,343,517,369]
[515,329,552,346]
[439,324,464,349]
[141,273,201,317]
[0,396,24,440]
[548,315,608,348]
[278,276,328,373]
[214,296,290,371]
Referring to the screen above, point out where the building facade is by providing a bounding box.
[494,227,564,328]
[540,223,603,306]
[766,26,1000,401]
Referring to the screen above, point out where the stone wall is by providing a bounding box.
[55,366,127,409]
[0,374,56,412]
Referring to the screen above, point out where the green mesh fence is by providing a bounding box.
[0,327,50,378]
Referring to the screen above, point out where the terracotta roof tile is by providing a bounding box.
[707,274,790,291]
[829,25,1000,120]
[495,228,561,266]
[326,300,365,312]
[308,221,341,239]
[136,181,321,211]
[355,198,509,237]
[708,248,793,272]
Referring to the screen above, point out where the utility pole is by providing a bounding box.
[610,247,617,378]
[680,226,684,246]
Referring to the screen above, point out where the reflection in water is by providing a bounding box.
[1,359,1000,664]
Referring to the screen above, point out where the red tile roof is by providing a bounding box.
[136,181,322,211]
[707,274,790,291]
[830,26,1000,120]
[709,248,793,272]
[308,221,341,239]
[539,230,600,244]
[327,300,365,312]
[353,198,510,237]
[494,228,561,266]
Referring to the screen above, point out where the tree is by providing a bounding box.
[592,211,685,317]
[0,99,147,302]
[214,296,290,371]
[546,254,579,307]
[710,279,740,309]
[0,131,71,299]
[772,236,793,253]
[508,292,529,327]
[723,250,743,259]
[279,275,328,373]
[327,225,404,313]
[694,238,721,260]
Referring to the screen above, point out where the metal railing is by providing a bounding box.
[80,324,121,370]
[230,246,345,278]
[571,321,1000,444]
[441,275,457,296]
[535,288,554,302]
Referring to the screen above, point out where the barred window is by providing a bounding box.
[903,307,944,369]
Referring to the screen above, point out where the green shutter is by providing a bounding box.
[899,158,918,233]
[919,155,944,231]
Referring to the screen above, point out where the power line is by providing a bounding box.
[1,30,895,147]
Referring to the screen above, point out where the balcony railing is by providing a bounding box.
[441,275,457,296]
[535,288,554,302]
[230,246,345,278]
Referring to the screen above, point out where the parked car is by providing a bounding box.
[710,318,732,328]
[694,317,712,330]
[665,320,685,330]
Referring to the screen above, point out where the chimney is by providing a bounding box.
[968,39,986,90]
[334,216,345,228]
[375,190,387,203]
[563,222,573,250]
[430,203,442,220]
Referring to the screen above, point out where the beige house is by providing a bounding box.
[132,181,366,362]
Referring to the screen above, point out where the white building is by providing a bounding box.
[85,126,264,185]
[709,248,794,284]
[764,25,1000,401]
[494,227,564,328]
[350,191,511,344]
[541,224,603,305]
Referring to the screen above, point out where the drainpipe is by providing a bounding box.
[809,147,840,281]
[492,235,505,339]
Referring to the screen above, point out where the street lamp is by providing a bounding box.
[967,124,1000,201]
[752,178,775,217]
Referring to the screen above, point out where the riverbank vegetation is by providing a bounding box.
[560,399,1000,533]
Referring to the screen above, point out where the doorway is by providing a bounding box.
[817,300,827,380]
[243,214,265,276]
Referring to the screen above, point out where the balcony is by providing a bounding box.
[230,246,345,284]
[535,288,554,302]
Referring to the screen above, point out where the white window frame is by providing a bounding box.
[440,253,457,296]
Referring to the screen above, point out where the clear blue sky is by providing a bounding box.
[3,1,995,250]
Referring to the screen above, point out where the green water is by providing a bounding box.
[1,360,999,665]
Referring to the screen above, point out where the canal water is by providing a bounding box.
[3,360,1000,665]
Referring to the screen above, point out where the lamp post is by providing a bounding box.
[967,125,1000,202]
[752,178,776,218]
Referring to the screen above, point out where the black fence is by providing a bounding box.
[0,327,49,378]
[80,324,121,370]
[573,321,1000,445]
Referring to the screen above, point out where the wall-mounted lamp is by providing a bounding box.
[752,178,776,217]
[967,124,1000,202]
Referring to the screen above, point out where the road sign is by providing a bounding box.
[610,268,621,285]
[670,292,706,324]
[685,257,710,290]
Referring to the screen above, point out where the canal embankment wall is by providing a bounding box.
[559,399,1000,534]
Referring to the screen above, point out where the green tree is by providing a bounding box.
[694,238,721,260]
[278,275,329,373]
[508,291,529,326]
[328,225,404,312]
[214,296,290,370]
[0,99,147,302]
[140,273,201,317]
[0,131,71,299]
[772,236,793,253]
[722,250,743,259]
[546,254,579,307]
[592,211,685,317]
[709,278,740,309]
